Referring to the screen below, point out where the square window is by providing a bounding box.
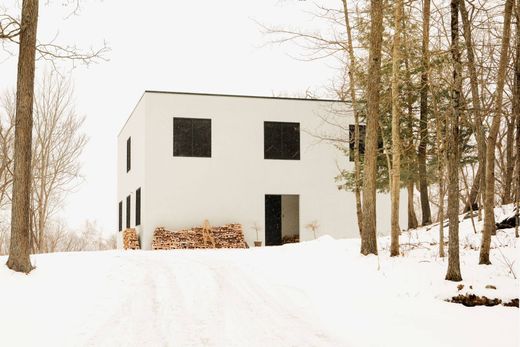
[264,121,300,160]
[173,118,211,157]
[349,124,366,161]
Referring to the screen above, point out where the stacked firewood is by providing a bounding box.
[152,223,246,250]
[123,228,140,250]
[282,234,300,244]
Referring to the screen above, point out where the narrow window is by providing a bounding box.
[173,117,211,157]
[126,195,131,229]
[264,121,300,160]
[118,201,123,232]
[135,188,141,226]
[126,137,131,172]
[348,124,366,162]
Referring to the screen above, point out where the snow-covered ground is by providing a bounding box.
[0,207,518,347]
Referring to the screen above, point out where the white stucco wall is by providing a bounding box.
[117,91,408,249]
[116,94,146,248]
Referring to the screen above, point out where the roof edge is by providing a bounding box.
[117,92,146,137]
[144,90,349,103]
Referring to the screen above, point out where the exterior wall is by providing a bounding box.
[117,95,147,248]
[116,91,408,249]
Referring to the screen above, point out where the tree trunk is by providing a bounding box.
[390,0,403,257]
[480,0,514,265]
[361,0,383,256]
[463,165,481,213]
[407,181,418,229]
[445,0,462,282]
[341,0,363,236]
[460,0,486,213]
[515,0,520,238]
[402,20,418,231]
[6,0,39,273]
[503,116,515,204]
[418,0,432,226]
[431,72,446,257]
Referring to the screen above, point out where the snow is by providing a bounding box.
[0,209,518,347]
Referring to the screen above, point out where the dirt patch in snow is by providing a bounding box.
[448,294,519,308]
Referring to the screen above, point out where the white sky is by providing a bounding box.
[0,0,340,236]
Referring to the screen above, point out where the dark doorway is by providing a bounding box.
[265,195,282,246]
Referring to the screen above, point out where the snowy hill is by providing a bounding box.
[0,209,518,347]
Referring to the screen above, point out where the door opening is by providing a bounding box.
[265,194,299,246]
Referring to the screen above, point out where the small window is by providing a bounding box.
[118,201,123,232]
[349,124,366,161]
[173,118,211,157]
[126,137,131,172]
[264,121,300,160]
[126,195,131,229]
[135,188,141,226]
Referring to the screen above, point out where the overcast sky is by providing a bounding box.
[0,0,340,236]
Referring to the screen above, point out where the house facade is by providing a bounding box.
[117,91,407,249]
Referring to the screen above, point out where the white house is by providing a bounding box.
[117,91,407,249]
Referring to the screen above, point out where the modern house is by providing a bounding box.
[117,91,407,249]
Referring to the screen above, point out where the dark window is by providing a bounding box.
[349,124,366,161]
[126,195,131,229]
[126,137,131,172]
[173,118,211,157]
[118,201,123,232]
[264,121,300,160]
[135,188,141,226]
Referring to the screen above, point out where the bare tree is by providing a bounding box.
[515,0,520,238]
[390,0,403,257]
[445,0,462,282]
[30,72,87,253]
[480,0,514,265]
[460,0,486,213]
[0,92,15,209]
[418,0,432,226]
[6,0,39,273]
[361,0,383,256]
[340,0,363,236]
[1,0,108,273]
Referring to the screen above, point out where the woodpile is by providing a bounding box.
[152,223,247,250]
[282,234,299,244]
[123,228,140,250]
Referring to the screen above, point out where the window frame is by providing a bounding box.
[348,124,367,162]
[118,201,123,232]
[126,195,131,229]
[264,121,300,160]
[126,137,131,172]
[135,188,141,226]
[173,117,212,158]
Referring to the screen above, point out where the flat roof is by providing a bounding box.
[119,90,349,136]
[144,90,347,103]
